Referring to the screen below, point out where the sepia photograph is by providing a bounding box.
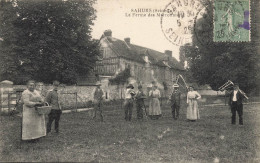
[0,0,259,162]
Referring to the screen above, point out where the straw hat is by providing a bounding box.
[127,84,134,89]
[96,81,101,86]
[173,84,179,88]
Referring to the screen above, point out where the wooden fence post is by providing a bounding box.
[75,92,78,110]
[8,93,10,114]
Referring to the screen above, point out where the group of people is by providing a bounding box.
[122,81,245,126]
[123,81,163,121]
[21,80,245,142]
[122,81,202,122]
[21,80,62,142]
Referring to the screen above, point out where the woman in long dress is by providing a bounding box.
[148,83,162,120]
[186,86,201,121]
[22,80,46,142]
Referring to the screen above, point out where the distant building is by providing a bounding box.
[94,29,185,90]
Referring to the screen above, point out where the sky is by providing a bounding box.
[91,0,195,60]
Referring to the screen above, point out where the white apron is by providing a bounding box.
[22,89,46,140]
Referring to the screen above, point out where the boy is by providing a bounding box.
[46,80,62,133]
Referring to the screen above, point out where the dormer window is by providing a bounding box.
[144,56,149,63]
[97,47,104,60]
[163,61,171,68]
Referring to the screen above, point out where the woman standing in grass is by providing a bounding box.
[186,86,201,121]
[21,80,46,142]
[148,82,162,120]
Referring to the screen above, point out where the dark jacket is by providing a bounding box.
[135,90,146,103]
[169,90,181,106]
[45,90,61,110]
[94,88,104,101]
[229,90,244,106]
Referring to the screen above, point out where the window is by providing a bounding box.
[144,56,149,62]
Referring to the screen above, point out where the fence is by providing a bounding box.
[0,81,18,115]
[60,92,92,110]
[1,81,260,115]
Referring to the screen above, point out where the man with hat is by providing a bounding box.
[228,83,244,125]
[93,82,104,122]
[135,85,146,120]
[124,84,135,121]
[168,84,181,120]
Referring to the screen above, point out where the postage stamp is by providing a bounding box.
[214,0,251,42]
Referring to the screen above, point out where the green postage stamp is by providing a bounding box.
[214,0,251,42]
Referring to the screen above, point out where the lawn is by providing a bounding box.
[1,102,260,162]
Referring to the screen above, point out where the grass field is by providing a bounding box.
[1,103,260,162]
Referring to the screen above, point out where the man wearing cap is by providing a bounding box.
[228,83,244,125]
[46,80,62,134]
[93,82,104,122]
[135,85,146,120]
[168,84,181,120]
[124,84,135,121]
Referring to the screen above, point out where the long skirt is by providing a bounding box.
[187,99,200,120]
[148,98,162,116]
[22,106,46,140]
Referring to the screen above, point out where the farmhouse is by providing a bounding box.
[94,30,185,93]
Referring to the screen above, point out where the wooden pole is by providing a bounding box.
[75,92,78,110]
[225,93,227,106]
[8,93,10,115]
[121,85,123,110]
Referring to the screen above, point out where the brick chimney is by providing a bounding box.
[124,37,130,44]
[103,29,112,37]
[165,50,172,60]
[165,50,172,57]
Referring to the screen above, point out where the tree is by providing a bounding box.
[109,67,131,109]
[0,0,99,84]
[181,0,259,93]
[179,46,186,67]
[109,68,131,85]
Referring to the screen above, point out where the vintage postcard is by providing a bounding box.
[0,0,259,162]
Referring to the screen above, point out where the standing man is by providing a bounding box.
[168,84,181,120]
[92,82,104,122]
[228,83,244,125]
[124,84,135,121]
[46,80,62,134]
[135,85,146,120]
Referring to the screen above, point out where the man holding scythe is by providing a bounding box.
[228,83,245,125]
[168,84,181,120]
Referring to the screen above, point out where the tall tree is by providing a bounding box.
[181,0,259,94]
[0,0,99,84]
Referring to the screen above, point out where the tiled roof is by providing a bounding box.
[103,37,145,63]
[103,36,185,71]
[134,44,185,70]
